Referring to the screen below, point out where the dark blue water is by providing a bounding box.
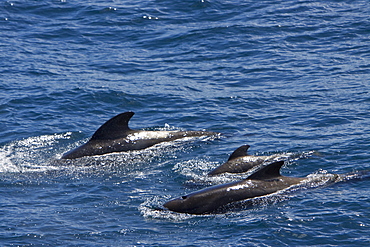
[1,0,370,246]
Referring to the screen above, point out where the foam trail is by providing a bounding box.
[0,133,72,173]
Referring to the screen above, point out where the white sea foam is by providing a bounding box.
[0,133,72,173]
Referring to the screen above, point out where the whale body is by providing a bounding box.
[208,145,287,176]
[164,161,341,214]
[62,112,219,159]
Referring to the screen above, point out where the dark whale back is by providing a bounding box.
[208,145,265,176]
[91,111,134,140]
[227,144,250,161]
[61,112,218,159]
[164,161,305,214]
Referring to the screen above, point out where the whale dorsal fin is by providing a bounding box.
[246,161,284,180]
[91,112,135,140]
[228,145,250,161]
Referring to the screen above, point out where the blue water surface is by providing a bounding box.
[1,0,370,246]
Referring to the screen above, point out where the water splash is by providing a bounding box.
[139,195,211,221]
[0,133,72,173]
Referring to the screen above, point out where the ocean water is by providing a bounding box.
[1,0,370,246]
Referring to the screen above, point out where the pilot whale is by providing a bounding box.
[208,145,288,176]
[164,160,347,214]
[62,112,219,159]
